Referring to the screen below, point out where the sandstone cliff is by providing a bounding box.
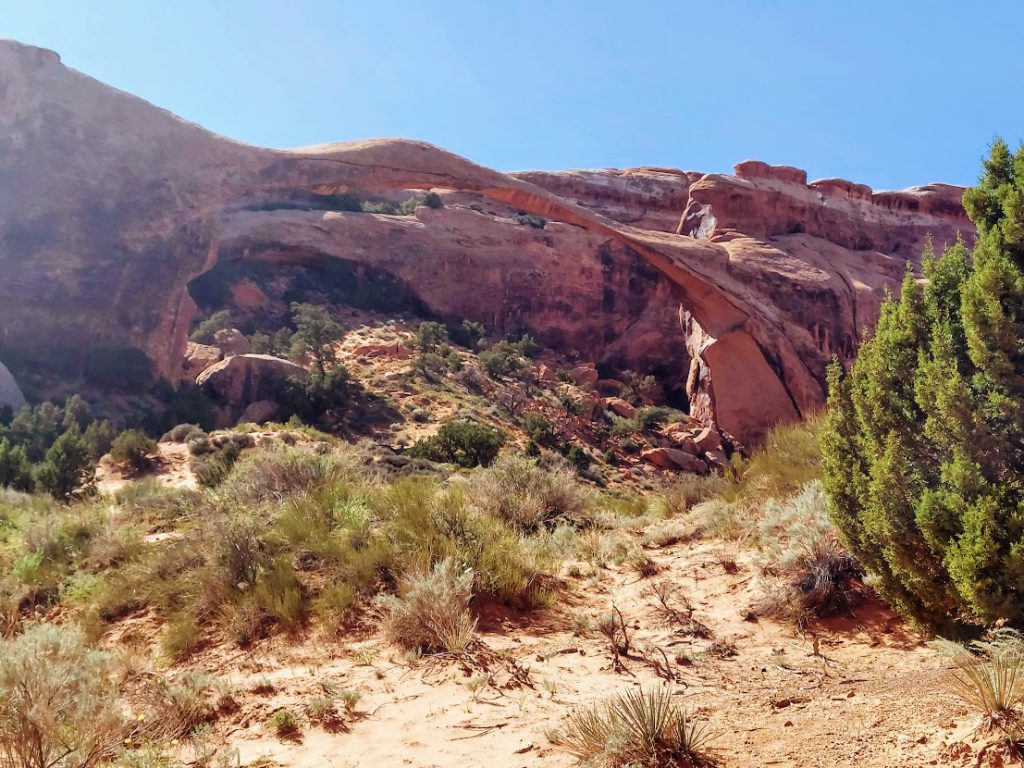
[0,41,973,444]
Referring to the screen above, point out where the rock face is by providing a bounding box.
[0,41,975,445]
[0,362,26,410]
[196,354,307,406]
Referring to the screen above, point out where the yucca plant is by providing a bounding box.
[554,686,711,767]
[934,629,1024,732]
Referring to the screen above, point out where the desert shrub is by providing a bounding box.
[161,424,205,443]
[754,480,862,623]
[634,406,673,431]
[516,213,547,229]
[933,629,1024,733]
[216,447,354,503]
[423,191,444,209]
[479,341,529,378]
[553,686,710,768]
[161,613,203,660]
[523,413,559,448]
[254,558,305,631]
[398,196,421,215]
[276,366,351,422]
[379,558,477,653]
[448,319,486,349]
[0,624,124,768]
[190,310,233,344]
[110,430,157,475]
[360,200,399,214]
[407,421,504,468]
[469,456,590,532]
[192,442,241,489]
[138,670,218,741]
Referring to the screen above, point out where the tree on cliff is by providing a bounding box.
[823,139,1024,633]
[290,302,343,375]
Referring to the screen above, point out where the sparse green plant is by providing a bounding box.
[269,708,300,737]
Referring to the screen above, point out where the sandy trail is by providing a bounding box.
[158,536,982,768]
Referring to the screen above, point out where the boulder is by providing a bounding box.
[567,364,599,388]
[239,400,280,425]
[183,342,223,377]
[642,447,708,474]
[197,354,307,405]
[213,328,251,356]
[351,343,413,360]
[664,432,699,455]
[703,448,732,474]
[0,362,25,411]
[602,397,637,420]
[694,426,724,454]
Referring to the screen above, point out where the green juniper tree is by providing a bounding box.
[290,302,343,375]
[823,140,1024,633]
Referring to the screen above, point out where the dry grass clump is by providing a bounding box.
[467,455,591,532]
[934,629,1024,734]
[657,474,726,515]
[215,445,358,504]
[0,624,124,768]
[753,480,861,623]
[553,685,712,767]
[379,558,477,653]
[720,417,822,506]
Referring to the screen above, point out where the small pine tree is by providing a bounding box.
[35,424,95,501]
[0,437,33,491]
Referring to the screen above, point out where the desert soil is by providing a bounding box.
[144,535,985,768]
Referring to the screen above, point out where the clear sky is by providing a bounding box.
[3,1,1022,190]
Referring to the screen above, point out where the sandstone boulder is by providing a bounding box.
[213,328,251,356]
[0,362,25,411]
[602,397,636,420]
[239,400,280,424]
[703,448,732,474]
[567,365,598,388]
[694,426,724,454]
[183,342,223,377]
[351,343,413,360]
[197,354,307,405]
[642,447,708,474]
[664,433,699,455]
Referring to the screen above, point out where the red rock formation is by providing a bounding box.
[0,41,975,445]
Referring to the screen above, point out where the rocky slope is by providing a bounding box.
[0,40,973,444]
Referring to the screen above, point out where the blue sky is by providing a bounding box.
[3,1,1022,189]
